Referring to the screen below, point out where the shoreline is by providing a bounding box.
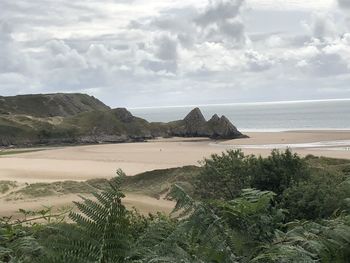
[2,129,350,150]
[0,128,350,153]
[1,130,350,184]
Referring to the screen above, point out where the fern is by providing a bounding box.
[131,185,242,262]
[47,177,131,263]
[253,215,350,262]
[0,225,43,262]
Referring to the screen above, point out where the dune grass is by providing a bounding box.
[0,181,17,194]
[0,149,44,156]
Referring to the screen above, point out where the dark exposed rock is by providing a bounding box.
[208,115,243,139]
[169,108,245,139]
[171,108,210,137]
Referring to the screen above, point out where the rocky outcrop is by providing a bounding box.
[170,108,210,137]
[207,114,243,139]
[169,108,245,139]
[0,97,245,147]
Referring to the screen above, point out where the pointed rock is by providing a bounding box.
[179,107,208,136]
[208,115,244,139]
[184,107,206,123]
[170,108,245,139]
[209,114,220,122]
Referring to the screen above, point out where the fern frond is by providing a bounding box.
[46,177,131,263]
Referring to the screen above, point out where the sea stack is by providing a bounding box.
[170,108,245,139]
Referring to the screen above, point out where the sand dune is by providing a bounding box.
[0,193,175,218]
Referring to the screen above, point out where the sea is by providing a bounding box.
[129,99,350,132]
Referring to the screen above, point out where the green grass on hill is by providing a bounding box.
[0,149,44,156]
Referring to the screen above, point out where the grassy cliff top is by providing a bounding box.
[0,93,110,117]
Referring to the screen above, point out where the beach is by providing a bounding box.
[1,130,350,183]
[1,130,350,216]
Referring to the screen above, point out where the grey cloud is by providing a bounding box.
[0,21,29,74]
[309,53,349,76]
[150,7,198,33]
[194,0,247,46]
[131,0,247,49]
[155,35,178,61]
[0,21,12,41]
[309,13,338,39]
[140,60,177,74]
[130,7,198,50]
[195,0,244,26]
[338,0,350,9]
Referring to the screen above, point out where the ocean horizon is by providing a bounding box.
[129,99,350,132]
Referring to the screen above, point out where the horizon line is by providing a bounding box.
[128,98,350,110]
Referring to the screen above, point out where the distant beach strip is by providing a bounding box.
[210,140,350,150]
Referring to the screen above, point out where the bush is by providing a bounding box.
[194,150,254,200]
[281,170,350,220]
[195,149,310,200]
[250,149,310,196]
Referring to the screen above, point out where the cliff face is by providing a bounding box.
[0,94,245,146]
[170,108,244,139]
[0,93,110,117]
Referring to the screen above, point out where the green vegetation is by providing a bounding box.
[0,94,242,146]
[194,149,309,200]
[6,179,109,200]
[3,167,199,200]
[0,93,109,118]
[0,181,17,194]
[1,150,350,262]
[122,166,201,198]
[0,149,44,156]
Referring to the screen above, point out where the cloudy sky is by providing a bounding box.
[1,0,350,107]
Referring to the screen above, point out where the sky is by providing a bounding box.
[0,0,350,107]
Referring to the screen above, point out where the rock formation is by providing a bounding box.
[0,93,246,146]
[170,107,244,139]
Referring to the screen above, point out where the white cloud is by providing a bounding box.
[0,0,350,106]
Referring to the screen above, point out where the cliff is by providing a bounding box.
[0,94,245,146]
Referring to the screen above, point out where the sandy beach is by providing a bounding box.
[1,130,350,217]
[1,130,350,183]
